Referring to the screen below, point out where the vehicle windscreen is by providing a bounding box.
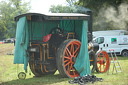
[93,37,104,44]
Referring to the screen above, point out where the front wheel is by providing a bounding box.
[96,50,110,73]
[56,39,81,78]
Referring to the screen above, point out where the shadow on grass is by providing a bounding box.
[2,74,70,85]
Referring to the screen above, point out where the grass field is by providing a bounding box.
[0,44,128,85]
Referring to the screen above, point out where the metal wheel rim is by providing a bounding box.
[63,40,80,78]
[97,51,109,73]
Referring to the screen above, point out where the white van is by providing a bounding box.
[93,35,128,56]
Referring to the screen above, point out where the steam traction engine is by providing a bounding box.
[14,12,110,78]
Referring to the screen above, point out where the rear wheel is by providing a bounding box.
[29,44,57,77]
[96,51,110,73]
[56,39,80,78]
[29,59,57,77]
[29,60,42,77]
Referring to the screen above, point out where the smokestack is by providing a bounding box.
[86,11,93,42]
[86,11,93,33]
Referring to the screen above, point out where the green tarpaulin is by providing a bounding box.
[74,20,91,76]
[14,17,29,70]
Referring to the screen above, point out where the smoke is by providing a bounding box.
[95,3,128,31]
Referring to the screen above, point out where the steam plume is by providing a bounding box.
[94,3,128,31]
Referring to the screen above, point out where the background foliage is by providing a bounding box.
[49,0,128,31]
[0,0,30,40]
[0,0,128,40]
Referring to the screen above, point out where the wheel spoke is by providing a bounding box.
[70,44,74,55]
[74,52,79,58]
[97,57,101,60]
[106,60,109,64]
[70,44,72,53]
[98,54,101,58]
[72,44,74,55]
[64,59,70,63]
[102,55,106,60]
[65,50,70,57]
[64,62,71,67]
[70,64,73,71]
[64,56,71,60]
[67,64,70,73]
[66,48,72,56]
[98,65,101,71]
[74,47,80,55]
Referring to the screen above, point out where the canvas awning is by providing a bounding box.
[15,13,89,21]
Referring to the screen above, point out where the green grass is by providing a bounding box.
[0,44,128,85]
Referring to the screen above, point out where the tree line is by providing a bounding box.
[0,0,30,40]
[49,0,128,31]
[0,0,128,40]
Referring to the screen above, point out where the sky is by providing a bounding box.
[0,0,67,16]
[28,0,67,13]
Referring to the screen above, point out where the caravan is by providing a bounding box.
[93,35,128,56]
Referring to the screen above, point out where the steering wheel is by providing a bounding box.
[50,27,64,37]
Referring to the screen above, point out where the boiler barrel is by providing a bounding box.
[88,42,99,52]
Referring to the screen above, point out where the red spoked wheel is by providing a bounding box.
[96,51,110,73]
[56,39,80,78]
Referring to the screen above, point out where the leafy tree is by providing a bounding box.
[49,5,72,13]
[78,0,128,31]
[49,0,90,13]
[78,0,127,16]
[0,0,31,40]
[49,0,128,31]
